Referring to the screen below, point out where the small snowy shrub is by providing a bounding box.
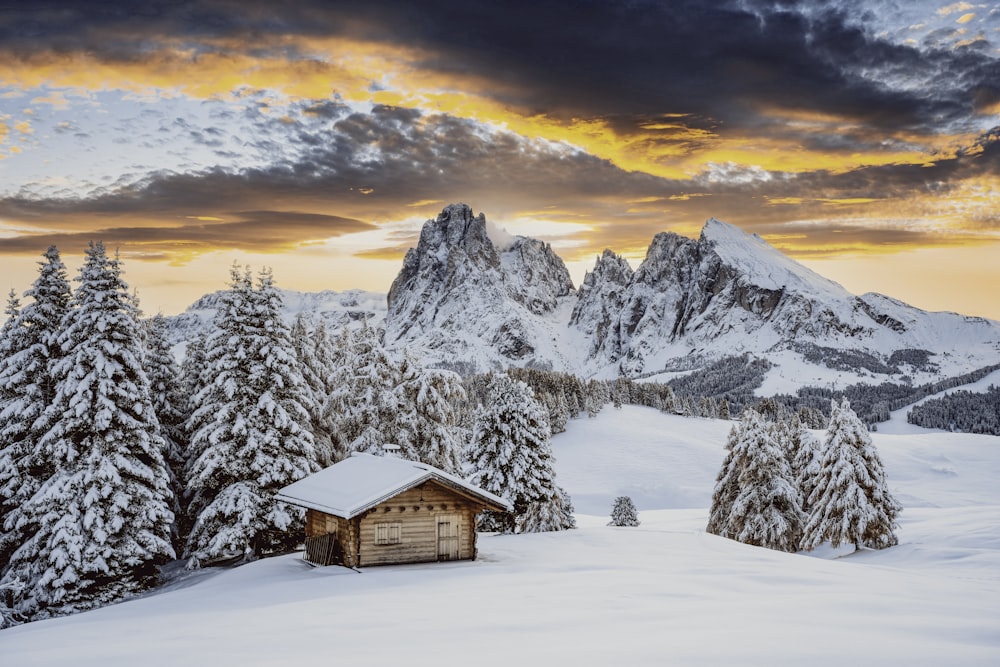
[608,496,640,527]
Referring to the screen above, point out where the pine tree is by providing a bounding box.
[0,291,26,573]
[185,266,318,566]
[726,415,804,552]
[801,400,901,551]
[519,485,577,533]
[321,319,406,460]
[545,391,570,434]
[2,242,174,620]
[466,373,574,533]
[176,331,211,545]
[144,313,189,552]
[396,356,466,474]
[790,421,823,516]
[291,313,334,467]
[706,425,743,537]
[585,379,607,417]
[321,326,354,462]
[608,496,640,527]
[0,248,71,580]
[707,410,804,552]
[325,320,401,457]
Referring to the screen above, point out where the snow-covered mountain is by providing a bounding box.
[163,288,386,350]
[384,203,579,373]
[164,203,1000,388]
[377,204,1000,382]
[572,217,1000,379]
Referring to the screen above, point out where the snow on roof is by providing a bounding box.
[276,453,511,518]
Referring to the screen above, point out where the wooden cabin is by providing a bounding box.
[276,453,511,567]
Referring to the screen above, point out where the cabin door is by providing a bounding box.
[436,515,460,561]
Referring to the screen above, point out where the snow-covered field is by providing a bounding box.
[1,407,998,665]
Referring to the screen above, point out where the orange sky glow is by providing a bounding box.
[0,1,998,320]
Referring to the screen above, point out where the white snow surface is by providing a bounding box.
[276,452,510,518]
[3,406,998,665]
[702,217,850,303]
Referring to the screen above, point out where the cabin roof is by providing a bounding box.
[276,453,512,519]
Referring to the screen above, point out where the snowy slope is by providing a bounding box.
[2,406,997,666]
[702,217,849,302]
[163,288,387,352]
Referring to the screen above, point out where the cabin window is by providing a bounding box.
[375,521,402,545]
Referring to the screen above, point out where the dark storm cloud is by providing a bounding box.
[3,1,998,139]
[2,101,997,260]
[0,106,687,257]
[0,211,372,256]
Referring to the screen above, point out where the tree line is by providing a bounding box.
[906,386,1000,435]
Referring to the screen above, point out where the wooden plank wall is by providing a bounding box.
[305,509,338,538]
[357,481,480,566]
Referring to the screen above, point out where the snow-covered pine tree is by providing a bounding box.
[0,247,71,579]
[608,496,640,527]
[175,331,212,544]
[290,313,334,467]
[322,319,401,458]
[725,413,804,552]
[706,424,743,537]
[388,351,423,462]
[790,420,823,516]
[144,313,189,552]
[801,400,901,551]
[184,266,318,566]
[519,485,577,533]
[466,373,574,533]
[320,326,354,462]
[0,291,26,574]
[395,354,466,474]
[612,379,625,409]
[585,379,608,418]
[2,242,174,620]
[545,390,570,434]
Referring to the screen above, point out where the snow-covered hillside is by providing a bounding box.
[2,407,996,666]
[163,288,386,350]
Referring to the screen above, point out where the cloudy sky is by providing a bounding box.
[1,0,998,319]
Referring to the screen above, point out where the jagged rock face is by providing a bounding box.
[569,217,939,375]
[503,236,575,315]
[384,203,575,371]
[570,249,633,361]
[387,204,503,342]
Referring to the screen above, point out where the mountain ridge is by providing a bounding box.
[166,203,1000,391]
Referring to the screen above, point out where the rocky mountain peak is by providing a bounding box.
[384,203,577,371]
[432,202,495,260]
[570,249,634,361]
